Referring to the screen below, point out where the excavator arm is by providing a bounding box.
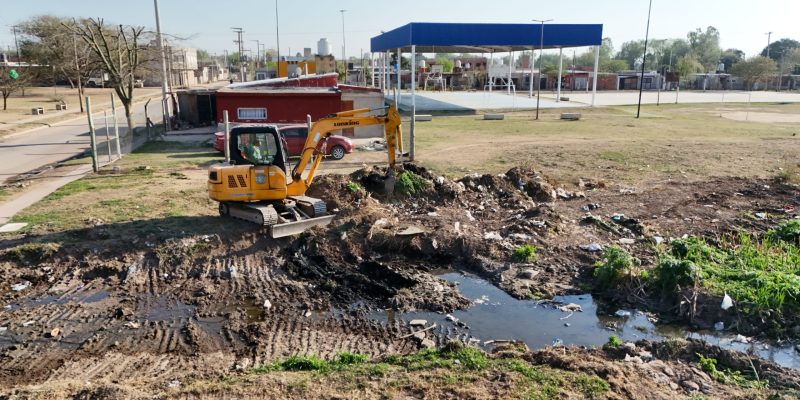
[287,106,403,196]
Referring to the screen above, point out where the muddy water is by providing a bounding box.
[370,272,800,369]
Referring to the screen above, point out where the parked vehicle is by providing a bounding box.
[214,124,354,160]
[85,77,105,87]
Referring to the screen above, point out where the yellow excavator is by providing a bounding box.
[208,106,403,238]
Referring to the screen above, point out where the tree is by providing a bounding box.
[675,55,703,85]
[435,56,453,73]
[65,18,154,134]
[785,48,800,75]
[719,48,744,73]
[687,26,721,71]
[616,40,645,69]
[761,38,800,62]
[0,67,31,110]
[196,49,210,62]
[730,56,777,90]
[600,59,629,73]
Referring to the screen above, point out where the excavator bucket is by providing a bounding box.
[269,214,336,238]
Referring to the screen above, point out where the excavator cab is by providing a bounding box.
[229,127,286,170]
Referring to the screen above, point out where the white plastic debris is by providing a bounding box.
[454,221,461,234]
[435,176,445,185]
[721,293,733,310]
[465,210,476,222]
[263,299,272,310]
[0,326,7,333]
[713,321,724,331]
[615,310,632,317]
[484,231,503,241]
[733,334,751,344]
[653,236,664,245]
[581,243,603,252]
[618,238,636,245]
[427,212,439,217]
[11,281,31,292]
[445,314,458,323]
[228,265,237,278]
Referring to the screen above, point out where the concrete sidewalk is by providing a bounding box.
[0,164,93,225]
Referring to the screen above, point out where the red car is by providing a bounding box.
[214,125,354,160]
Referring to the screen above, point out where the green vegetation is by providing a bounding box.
[394,170,429,196]
[345,181,361,193]
[251,352,365,374]
[593,246,638,289]
[512,244,538,263]
[575,374,611,397]
[607,335,622,348]
[696,353,767,388]
[385,341,488,371]
[651,230,800,317]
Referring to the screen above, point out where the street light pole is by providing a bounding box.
[275,0,281,63]
[232,27,244,82]
[532,19,552,121]
[340,9,347,83]
[153,0,170,131]
[252,40,261,68]
[766,32,773,58]
[636,0,653,119]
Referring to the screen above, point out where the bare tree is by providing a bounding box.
[0,67,31,110]
[65,18,153,133]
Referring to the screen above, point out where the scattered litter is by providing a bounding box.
[397,226,425,236]
[263,299,272,310]
[733,334,751,344]
[0,326,6,333]
[483,231,503,241]
[426,212,439,217]
[611,213,625,222]
[721,293,733,310]
[340,231,347,240]
[22,321,35,327]
[552,338,564,347]
[564,323,571,327]
[435,176,445,185]
[167,380,181,389]
[454,221,461,234]
[453,359,461,365]
[618,238,636,245]
[652,236,664,245]
[465,210,476,222]
[713,321,724,331]
[615,310,632,318]
[49,327,61,338]
[11,281,31,292]
[582,203,601,211]
[303,310,312,318]
[619,187,636,194]
[473,295,489,305]
[409,319,427,327]
[510,233,532,241]
[558,303,582,312]
[228,265,237,278]
[518,269,540,279]
[624,354,643,363]
[754,212,767,220]
[374,218,388,227]
[124,321,141,329]
[445,314,458,323]
[581,243,603,252]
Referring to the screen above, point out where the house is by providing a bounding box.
[617,70,663,90]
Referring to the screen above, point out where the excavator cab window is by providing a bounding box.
[238,132,278,165]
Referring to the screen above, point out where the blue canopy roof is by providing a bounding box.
[371,22,603,53]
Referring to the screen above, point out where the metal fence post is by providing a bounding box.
[85,96,99,172]
[111,93,122,158]
[103,110,112,162]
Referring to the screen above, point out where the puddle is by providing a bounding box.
[370,272,800,369]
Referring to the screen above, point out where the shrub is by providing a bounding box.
[593,246,638,288]
[512,244,537,263]
[336,352,368,365]
[394,170,428,195]
[345,181,361,193]
[768,219,800,244]
[607,335,622,347]
[279,355,328,371]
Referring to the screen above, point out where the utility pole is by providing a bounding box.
[766,32,773,58]
[12,26,20,62]
[72,35,84,113]
[636,0,653,119]
[232,27,244,82]
[532,19,552,120]
[340,9,347,83]
[275,0,281,63]
[252,40,261,68]
[153,0,170,132]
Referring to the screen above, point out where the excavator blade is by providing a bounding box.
[269,214,336,238]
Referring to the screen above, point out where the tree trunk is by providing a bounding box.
[124,102,134,153]
[2,94,7,110]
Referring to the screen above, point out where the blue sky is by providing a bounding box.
[0,0,797,59]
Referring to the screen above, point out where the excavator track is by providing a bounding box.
[220,202,279,226]
[219,198,334,238]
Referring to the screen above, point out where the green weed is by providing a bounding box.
[593,246,638,289]
[696,353,767,388]
[394,170,428,196]
[607,335,622,348]
[575,374,611,397]
[345,181,361,193]
[336,352,368,365]
[512,244,538,263]
[768,219,800,244]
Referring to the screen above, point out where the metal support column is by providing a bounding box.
[507,51,513,95]
[556,48,563,102]
[410,45,416,161]
[591,45,600,107]
[529,48,534,97]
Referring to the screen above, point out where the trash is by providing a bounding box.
[454,221,461,234]
[49,327,60,338]
[611,213,625,222]
[263,299,272,310]
[713,321,724,331]
[435,176,445,185]
[619,187,636,195]
[618,238,636,245]
[581,243,603,252]
[614,310,632,317]
[551,338,564,346]
[0,326,6,333]
[228,265,237,278]
[733,334,751,344]
[518,269,540,279]
[721,293,733,310]
[445,314,458,323]
[558,303,582,312]
[483,231,503,241]
[581,203,601,211]
[167,380,181,389]
[374,218,388,227]
[427,212,439,217]
[22,321,35,327]
[409,319,427,327]
[11,281,31,292]
[564,323,571,327]
[124,321,141,329]
[397,226,425,236]
[623,354,643,363]
[652,236,664,245]
[473,295,489,305]
[453,359,461,365]
[465,210,476,222]
[303,309,312,318]
[754,212,767,220]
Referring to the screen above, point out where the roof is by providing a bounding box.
[370,22,603,53]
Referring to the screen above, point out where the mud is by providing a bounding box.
[1,164,799,397]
